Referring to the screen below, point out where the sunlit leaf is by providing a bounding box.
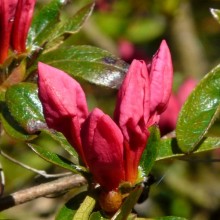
[5,83,45,134]
[1,102,35,140]
[28,0,67,48]
[28,143,85,173]
[156,137,220,161]
[73,195,96,220]
[33,45,128,88]
[176,65,220,153]
[46,3,95,45]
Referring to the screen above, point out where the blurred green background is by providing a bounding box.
[1,0,220,219]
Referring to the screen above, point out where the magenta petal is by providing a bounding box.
[11,0,36,53]
[114,59,150,183]
[0,0,18,63]
[81,108,125,191]
[38,62,88,160]
[149,40,173,114]
[114,59,150,142]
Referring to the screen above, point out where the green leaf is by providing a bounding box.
[28,0,66,48]
[41,129,78,162]
[140,126,160,176]
[89,212,108,220]
[5,83,45,134]
[56,192,88,220]
[47,3,95,45]
[210,8,220,24]
[113,186,143,220]
[176,65,220,153]
[73,195,96,220]
[1,102,35,140]
[156,137,220,161]
[28,143,85,173]
[36,45,128,88]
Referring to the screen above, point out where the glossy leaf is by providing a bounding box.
[28,0,66,47]
[28,143,85,173]
[73,195,96,220]
[176,65,220,153]
[156,137,220,161]
[210,8,220,24]
[46,3,95,45]
[35,45,128,88]
[5,83,45,134]
[56,192,87,220]
[140,126,160,176]
[1,102,35,140]
[113,186,143,220]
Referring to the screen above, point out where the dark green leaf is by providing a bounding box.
[56,192,87,220]
[41,129,78,162]
[113,186,143,220]
[47,3,95,44]
[140,126,160,176]
[36,45,128,88]
[1,102,35,140]
[28,0,67,48]
[73,195,96,220]
[5,83,45,134]
[156,137,220,161]
[176,65,220,153]
[210,8,220,24]
[28,143,85,173]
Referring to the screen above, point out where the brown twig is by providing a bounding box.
[0,174,87,211]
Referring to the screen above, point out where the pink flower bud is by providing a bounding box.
[114,40,173,182]
[149,40,173,115]
[0,0,35,64]
[0,0,18,63]
[81,108,125,191]
[114,59,150,182]
[11,0,36,53]
[38,62,88,163]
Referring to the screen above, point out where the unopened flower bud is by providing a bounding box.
[99,190,122,213]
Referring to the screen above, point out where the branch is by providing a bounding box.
[0,174,87,211]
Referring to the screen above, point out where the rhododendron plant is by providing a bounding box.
[38,40,173,195]
[0,0,35,64]
[1,0,220,219]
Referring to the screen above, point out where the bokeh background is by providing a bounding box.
[1,0,220,219]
